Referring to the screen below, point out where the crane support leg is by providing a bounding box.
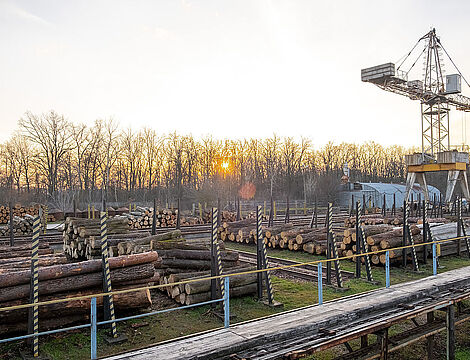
[405,172,416,202]
[446,170,470,202]
[459,172,470,200]
[415,173,430,202]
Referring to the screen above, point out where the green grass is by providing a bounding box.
[2,243,470,359]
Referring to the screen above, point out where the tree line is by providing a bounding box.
[0,110,414,207]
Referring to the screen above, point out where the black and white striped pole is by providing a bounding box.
[328,203,344,287]
[100,211,118,338]
[29,216,40,357]
[357,201,373,282]
[210,207,224,304]
[326,204,332,285]
[257,205,274,303]
[423,199,428,264]
[355,201,361,278]
[404,202,419,271]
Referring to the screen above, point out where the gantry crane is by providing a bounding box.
[362,28,470,203]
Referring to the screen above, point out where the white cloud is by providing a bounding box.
[2,1,53,28]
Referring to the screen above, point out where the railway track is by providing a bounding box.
[236,249,354,283]
[0,212,349,244]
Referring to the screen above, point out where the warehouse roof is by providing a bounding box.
[358,182,441,197]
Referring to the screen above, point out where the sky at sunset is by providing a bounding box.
[1,0,469,146]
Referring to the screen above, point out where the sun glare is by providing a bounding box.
[222,161,229,170]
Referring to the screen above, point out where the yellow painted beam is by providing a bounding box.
[408,162,467,173]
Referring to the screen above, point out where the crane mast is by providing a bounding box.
[361,28,470,203]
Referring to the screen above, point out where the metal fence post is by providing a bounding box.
[385,251,390,288]
[91,297,97,360]
[152,198,157,236]
[433,243,437,276]
[43,205,48,235]
[317,263,323,305]
[224,277,230,328]
[176,198,181,230]
[355,201,361,278]
[9,201,14,246]
[423,200,428,264]
[326,204,332,285]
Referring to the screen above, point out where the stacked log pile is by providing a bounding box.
[0,249,160,336]
[341,214,464,265]
[153,236,251,304]
[218,219,343,256]
[0,204,39,224]
[63,217,130,260]
[126,207,181,229]
[126,207,239,229]
[0,215,35,236]
[162,266,257,306]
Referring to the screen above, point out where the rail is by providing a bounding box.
[0,235,468,359]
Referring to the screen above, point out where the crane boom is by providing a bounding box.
[361,28,470,203]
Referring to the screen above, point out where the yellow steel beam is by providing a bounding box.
[408,162,467,173]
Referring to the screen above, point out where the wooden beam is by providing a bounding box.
[447,305,455,360]
[427,311,435,360]
[408,162,467,173]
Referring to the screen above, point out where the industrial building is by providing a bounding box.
[339,182,441,209]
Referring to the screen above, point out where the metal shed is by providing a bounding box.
[339,182,441,209]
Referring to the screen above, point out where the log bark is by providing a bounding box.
[161,258,239,270]
[0,288,152,324]
[157,249,238,262]
[0,252,158,288]
[0,263,155,302]
[367,225,420,246]
[185,283,257,305]
[185,273,257,294]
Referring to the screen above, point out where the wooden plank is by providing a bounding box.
[104,265,470,360]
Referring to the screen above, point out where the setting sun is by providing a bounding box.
[222,161,229,170]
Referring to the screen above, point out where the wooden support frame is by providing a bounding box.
[447,305,455,360]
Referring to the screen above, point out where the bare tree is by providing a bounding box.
[19,111,74,194]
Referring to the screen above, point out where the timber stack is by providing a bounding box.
[0,251,159,336]
[0,215,36,236]
[63,216,130,260]
[161,265,257,306]
[126,207,239,229]
[219,219,344,256]
[153,235,247,304]
[0,204,55,225]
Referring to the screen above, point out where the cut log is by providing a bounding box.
[185,283,257,305]
[185,273,257,295]
[0,252,158,288]
[0,263,155,302]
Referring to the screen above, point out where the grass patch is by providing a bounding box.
[2,242,470,359]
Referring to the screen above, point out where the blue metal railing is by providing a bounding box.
[0,277,230,360]
[0,236,464,359]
